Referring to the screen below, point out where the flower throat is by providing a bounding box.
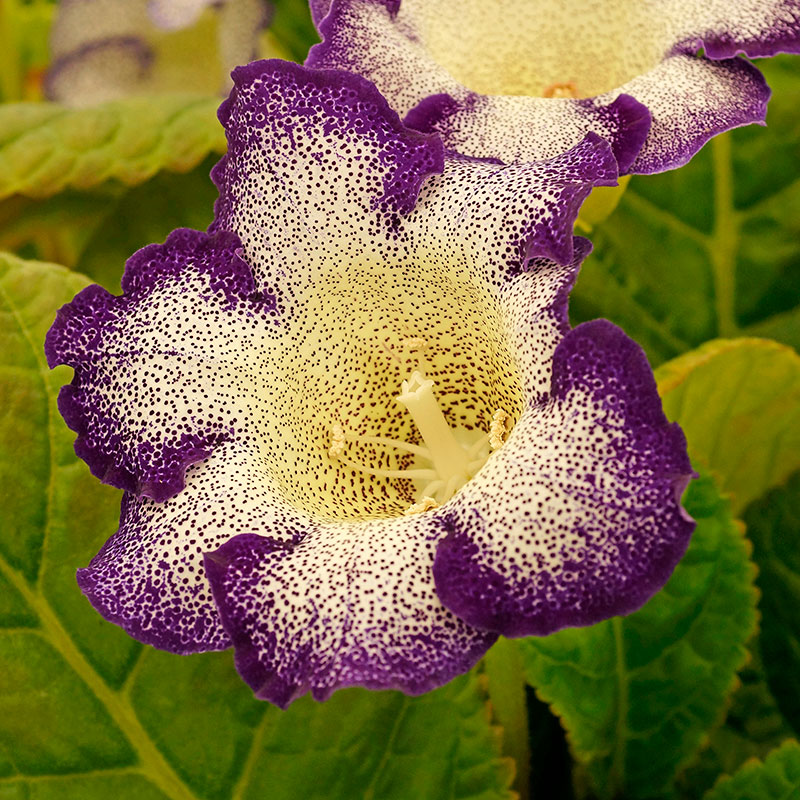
[328,344,510,514]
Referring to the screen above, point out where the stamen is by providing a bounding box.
[420,479,444,497]
[401,337,427,353]
[543,81,579,98]
[403,496,440,516]
[334,454,437,481]
[329,368,512,511]
[346,434,429,458]
[489,409,509,450]
[467,431,491,459]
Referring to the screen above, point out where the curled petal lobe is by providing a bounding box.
[205,523,496,708]
[308,0,799,172]
[434,320,694,637]
[620,55,770,173]
[405,92,652,176]
[45,228,272,502]
[77,443,295,653]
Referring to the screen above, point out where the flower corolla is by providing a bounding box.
[47,61,694,707]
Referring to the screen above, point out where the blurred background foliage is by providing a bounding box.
[0,1,799,799]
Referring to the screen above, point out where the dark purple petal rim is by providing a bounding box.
[433,319,695,638]
[630,57,771,174]
[211,58,445,227]
[45,228,259,501]
[205,534,496,708]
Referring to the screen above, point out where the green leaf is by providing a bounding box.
[0,157,219,289]
[0,0,54,103]
[571,55,800,367]
[0,95,225,201]
[0,252,514,799]
[678,652,796,800]
[268,0,320,63]
[744,472,800,740]
[702,740,800,800]
[74,158,219,290]
[654,338,800,514]
[518,473,757,800]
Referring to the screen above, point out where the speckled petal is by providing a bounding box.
[211,59,618,304]
[76,442,290,653]
[433,319,695,638]
[307,0,453,114]
[670,0,800,59]
[45,228,274,501]
[613,55,770,174]
[205,517,496,708]
[308,0,800,173]
[405,92,651,176]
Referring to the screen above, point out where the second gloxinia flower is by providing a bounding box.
[47,61,694,707]
[307,0,800,173]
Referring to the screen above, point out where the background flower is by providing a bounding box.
[308,0,800,173]
[44,0,272,105]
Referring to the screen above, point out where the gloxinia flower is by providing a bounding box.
[45,0,271,106]
[307,0,800,173]
[47,61,694,707]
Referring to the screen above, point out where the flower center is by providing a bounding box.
[328,367,509,513]
[410,0,667,98]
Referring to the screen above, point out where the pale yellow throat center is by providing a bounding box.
[328,368,510,515]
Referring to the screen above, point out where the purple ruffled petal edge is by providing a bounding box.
[674,9,800,60]
[405,93,652,175]
[204,533,496,708]
[630,57,770,174]
[46,228,265,501]
[211,58,445,232]
[76,496,232,654]
[433,319,695,638]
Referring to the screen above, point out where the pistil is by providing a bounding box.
[328,367,511,513]
[395,371,471,489]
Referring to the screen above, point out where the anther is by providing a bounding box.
[489,409,509,450]
[328,423,346,459]
[401,337,427,353]
[403,496,440,516]
[543,81,579,98]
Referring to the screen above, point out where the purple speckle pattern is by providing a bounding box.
[45,228,271,502]
[307,0,799,173]
[405,92,652,176]
[433,318,694,637]
[621,55,770,174]
[49,61,693,703]
[205,522,496,709]
[211,59,617,302]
